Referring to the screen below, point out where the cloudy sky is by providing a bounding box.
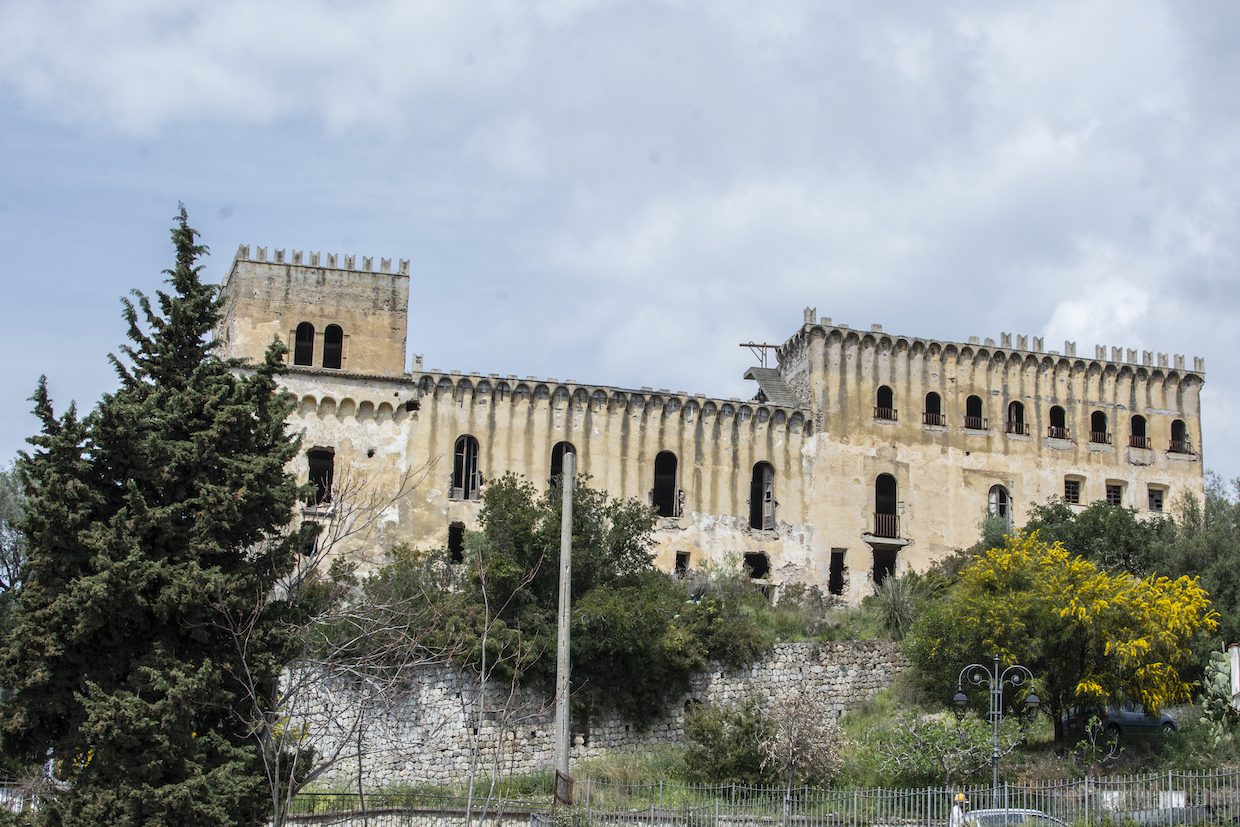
[1,1,1237,486]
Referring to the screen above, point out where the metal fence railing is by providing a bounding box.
[278,769,1240,826]
[9,770,1240,825]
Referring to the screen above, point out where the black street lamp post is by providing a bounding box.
[953,654,1040,800]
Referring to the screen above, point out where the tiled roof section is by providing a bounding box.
[743,367,805,408]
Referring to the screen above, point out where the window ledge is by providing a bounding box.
[1127,447,1153,467]
[961,428,990,435]
[1167,451,1199,462]
[1003,433,1032,442]
[1045,437,1074,450]
[1087,443,1114,453]
[921,424,948,432]
[301,506,334,518]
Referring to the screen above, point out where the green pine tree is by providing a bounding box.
[1,206,301,826]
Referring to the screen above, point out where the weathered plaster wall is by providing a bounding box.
[293,641,908,789]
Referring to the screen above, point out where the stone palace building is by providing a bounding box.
[216,246,1206,603]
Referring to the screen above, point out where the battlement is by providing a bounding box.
[791,307,1206,376]
[233,245,410,277]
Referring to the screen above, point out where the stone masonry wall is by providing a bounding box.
[295,640,908,789]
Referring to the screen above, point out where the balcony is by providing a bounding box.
[963,416,988,431]
[874,406,898,422]
[1005,421,1029,436]
[1047,426,1070,440]
[1129,435,1151,449]
[1169,439,1194,455]
[873,512,899,539]
[923,412,946,426]
[1090,431,1112,445]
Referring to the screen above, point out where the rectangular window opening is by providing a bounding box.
[448,521,465,564]
[1147,487,1165,513]
[1063,478,1081,505]
[674,551,690,577]
[1105,483,1123,506]
[829,549,847,596]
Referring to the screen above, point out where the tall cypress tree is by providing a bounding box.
[2,207,300,826]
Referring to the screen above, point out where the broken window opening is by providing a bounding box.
[988,484,1012,527]
[448,521,465,564]
[1129,415,1149,448]
[1147,486,1165,513]
[306,448,334,506]
[874,474,898,538]
[743,551,770,580]
[1064,478,1081,505]
[872,548,898,587]
[1105,483,1123,506]
[1048,405,1069,439]
[452,435,482,500]
[964,395,987,430]
[652,450,679,517]
[828,548,847,596]
[297,520,322,556]
[294,322,315,366]
[322,324,344,370]
[874,385,897,421]
[923,392,944,426]
[749,461,776,530]
[1169,419,1191,453]
[1090,411,1110,444]
[674,551,690,577]
[1005,401,1028,435]
[550,441,576,483]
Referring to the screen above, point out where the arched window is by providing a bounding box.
[1048,405,1069,439]
[923,392,944,426]
[452,435,481,500]
[875,386,896,421]
[1129,415,1149,448]
[988,484,1011,526]
[323,324,344,369]
[1006,401,1027,435]
[550,441,576,482]
[749,461,775,530]
[306,447,334,505]
[652,451,679,517]
[1170,419,1191,453]
[1090,411,1110,444]
[965,395,986,430]
[294,322,315,366]
[874,474,898,538]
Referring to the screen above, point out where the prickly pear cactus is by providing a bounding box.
[1199,649,1239,732]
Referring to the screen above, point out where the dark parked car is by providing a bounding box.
[1064,702,1176,736]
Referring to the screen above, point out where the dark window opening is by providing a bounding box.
[1090,411,1110,444]
[1129,415,1148,449]
[874,474,898,538]
[652,451,679,517]
[988,485,1011,525]
[294,322,315,366]
[1148,487,1165,513]
[1048,405,1069,439]
[1006,402,1028,435]
[550,441,576,482]
[448,521,465,564]
[1105,483,1123,506]
[298,521,321,556]
[749,461,776,530]
[307,448,334,506]
[872,548,897,587]
[743,552,770,580]
[965,395,987,430]
[1169,419,1191,453]
[323,324,343,369]
[674,551,690,577]
[829,549,847,596]
[923,392,944,426]
[1064,478,1081,504]
[875,385,897,421]
[452,435,482,500]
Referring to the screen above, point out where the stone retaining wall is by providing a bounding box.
[295,640,908,788]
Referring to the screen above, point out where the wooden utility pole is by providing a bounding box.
[553,451,575,804]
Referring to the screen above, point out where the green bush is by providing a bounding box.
[683,701,773,785]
